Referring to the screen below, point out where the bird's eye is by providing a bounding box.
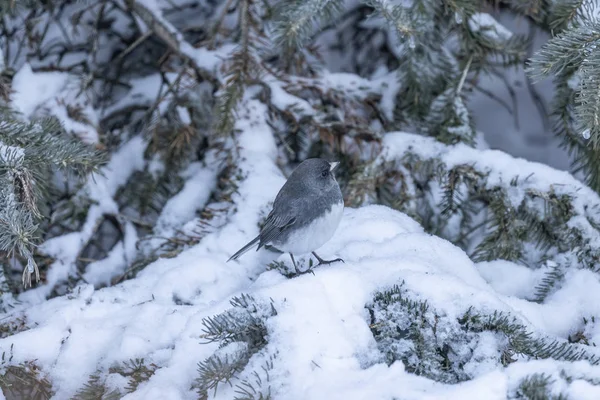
[321,170,329,178]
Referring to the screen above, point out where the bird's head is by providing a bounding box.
[290,158,341,193]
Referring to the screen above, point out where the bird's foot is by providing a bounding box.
[286,253,342,277]
[294,265,316,276]
[312,252,344,266]
[289,254,315,276]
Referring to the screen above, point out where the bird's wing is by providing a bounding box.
[258,176,314,248]
[228,199,298,261]
[257,206,297,249]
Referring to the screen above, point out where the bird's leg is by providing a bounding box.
[312,252,344,266]
[289,253,301,274]
[289,253,316,276]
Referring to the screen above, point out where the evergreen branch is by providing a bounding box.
[550,0,596,31]
[213,0,264,136]
[0,0,45,16]
[464,13,529,69]
[473,194,526,263]
[543,72,600,192]
[575,50,600,148]
[233,354,275,400]
[440,167,467,216]
[0,110,104,288]
[109,358,158,394]
[425,87,476,145]
[369,282,597,385]
[272,0,344,49]
[512,1,551,23]
[125,0,218,84]
[527,21,600,80]
[197,349,252,397]
[374,134,600,300]
[201,294,273,349]
[527,11,600,187]
[366,0,415,38]
[441,0,480,19]
[72,373,121,400]
[0,347,54,400]
[196,294,277,398]
[514,373,567,400]
[462,309,599,365]
[369,282,463,383]
[0,117,105,177]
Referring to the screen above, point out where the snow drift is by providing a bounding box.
[2,200,600,399]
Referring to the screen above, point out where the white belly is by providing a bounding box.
[277,202,344,255]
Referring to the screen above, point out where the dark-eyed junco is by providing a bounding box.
[228,158,344,273]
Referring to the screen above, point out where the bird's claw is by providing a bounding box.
[294,265,316,276]
[316,257,344,266]
[289,253,343,277]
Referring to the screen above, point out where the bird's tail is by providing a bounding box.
[227,236,260,262]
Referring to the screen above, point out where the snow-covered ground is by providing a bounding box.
[4,199,600,399]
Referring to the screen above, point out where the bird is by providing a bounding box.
[227,158,344,274]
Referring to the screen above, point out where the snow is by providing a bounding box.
[102,74,165,118]
[11,64,69,119]
[2,2,600,399]
[3,199,600,399]
[11,63,100,143]
[0,141,24,164]
[468,13,513,42]
[83,221,138,287]
[267,79,315,116]
[155,160,219,237]
[129,0,234,74]
[2,106,600,398]
[382,131,599,214]
[20,136,148,301]
[8,84,589,398]
[476,260,548,300]
[282,69,401,125]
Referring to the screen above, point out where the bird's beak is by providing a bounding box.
[329,161,340,172]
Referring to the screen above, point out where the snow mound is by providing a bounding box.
[1,204,600,399]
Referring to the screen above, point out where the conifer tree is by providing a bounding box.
[2,0,600,397]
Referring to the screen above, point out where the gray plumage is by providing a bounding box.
[228,158,344,272]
